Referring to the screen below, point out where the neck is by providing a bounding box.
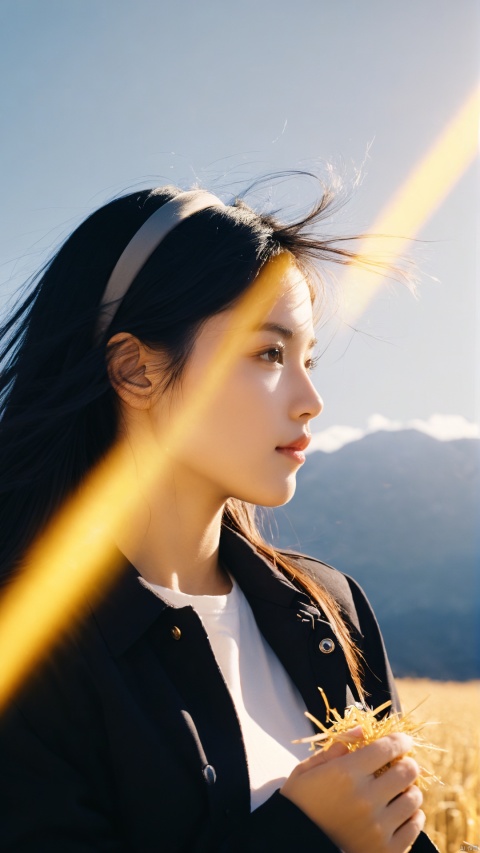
[114,457,231,596]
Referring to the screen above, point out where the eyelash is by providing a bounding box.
[258,346,319,371]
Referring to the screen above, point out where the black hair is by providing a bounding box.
[0,176,371,692]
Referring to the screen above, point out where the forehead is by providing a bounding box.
[191,257,314,355]
[259,262,314,334]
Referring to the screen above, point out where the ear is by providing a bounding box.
[106,333,156,410]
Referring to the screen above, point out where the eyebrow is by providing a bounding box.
[258,322,317,349]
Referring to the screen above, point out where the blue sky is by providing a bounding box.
[1,0,478,431]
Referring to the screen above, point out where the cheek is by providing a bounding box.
[175,369,269,467]
[193,382,274,457]
[180,374,298,505]
[210,371,280,441]
[169,360,298,504]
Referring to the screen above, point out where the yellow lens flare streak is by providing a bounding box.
[342,84,480,324]
[0,253,291,712]
[1,78,478,709]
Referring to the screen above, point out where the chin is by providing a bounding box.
[254,477,297,509]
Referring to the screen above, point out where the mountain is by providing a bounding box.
[264,430,479,680]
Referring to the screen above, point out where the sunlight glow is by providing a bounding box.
[1,83,478,709]
[0,254,290,711]
[341,85,480,323]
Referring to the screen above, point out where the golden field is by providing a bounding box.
[396,679,480,853]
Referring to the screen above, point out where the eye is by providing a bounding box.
[305,354,320,372]
[259,346,284,365]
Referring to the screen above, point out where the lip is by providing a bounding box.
[276,434,311,452]
[275,434,311,464]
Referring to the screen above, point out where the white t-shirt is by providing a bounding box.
[139,574,314,810]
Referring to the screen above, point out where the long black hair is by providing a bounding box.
[0,177,371,693]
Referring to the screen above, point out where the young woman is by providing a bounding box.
[0,183,437,852]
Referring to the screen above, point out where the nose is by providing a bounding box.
[313,391,324,418]
[295,373,324,421]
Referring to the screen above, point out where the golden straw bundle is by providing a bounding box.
[295,688,443,790]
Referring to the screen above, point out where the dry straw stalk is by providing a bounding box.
[295,687,443,790]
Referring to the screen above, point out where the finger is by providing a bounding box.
[385,784,424,836]
[372,756,421,804]
[335,724,365,744]
[315,724,366,757]
[295,740,350,774]
[390,808,426,853]
[291,724,366,777]
[348,733,414,776]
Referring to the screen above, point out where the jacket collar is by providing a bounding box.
[91,526,311,658]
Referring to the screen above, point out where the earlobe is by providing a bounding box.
[106,333,153,409]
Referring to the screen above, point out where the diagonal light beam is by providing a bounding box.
[1,84,478,711]
[341,84,480,324]
[0,254,290,711]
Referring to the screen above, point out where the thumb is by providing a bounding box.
[334,724,365,746]
[295,725,365,774]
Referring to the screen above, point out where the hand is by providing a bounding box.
[280,730,425,853]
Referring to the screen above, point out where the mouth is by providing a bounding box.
[275,434,311,465]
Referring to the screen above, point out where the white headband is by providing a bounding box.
[95,189,225,341]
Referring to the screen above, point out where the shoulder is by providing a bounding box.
[279,548,400,708]
[279,548,371,636]
[282,549,401,711]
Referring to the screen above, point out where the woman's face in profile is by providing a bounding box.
[150,261,324,509]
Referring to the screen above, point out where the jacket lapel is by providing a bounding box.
[220,527,351,728]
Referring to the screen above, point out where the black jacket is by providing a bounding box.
[0,527,437,852]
